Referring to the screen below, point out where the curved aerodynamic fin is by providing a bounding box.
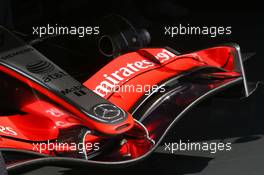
[227,43,250,97]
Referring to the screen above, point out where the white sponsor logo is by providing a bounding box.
[0,126,18,136]
[46,108,64,117]
[94,49,175,97]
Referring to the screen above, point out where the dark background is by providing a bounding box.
[1,0,264,174]
[1,0,263,80]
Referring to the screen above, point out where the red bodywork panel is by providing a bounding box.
[84,47,237,110]
[0,45,241,160]
[0,65,135,135]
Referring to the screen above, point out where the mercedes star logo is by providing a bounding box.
[93,104,124,120]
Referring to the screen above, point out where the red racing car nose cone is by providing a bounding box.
[0,22,254,171]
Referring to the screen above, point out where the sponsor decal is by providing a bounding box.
[26,61,67,82]
[93,104,124,120]
[94,49,175,97]
[0,126,17,136]
[46,108,64,117]
[0,48,34,60]
[61,85,87,97]
[42,71,67,82]
[26,60,55,74]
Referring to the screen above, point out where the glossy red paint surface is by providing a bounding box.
[0,65,134,135]
[84,46,238,110]
[0,46,241,158]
